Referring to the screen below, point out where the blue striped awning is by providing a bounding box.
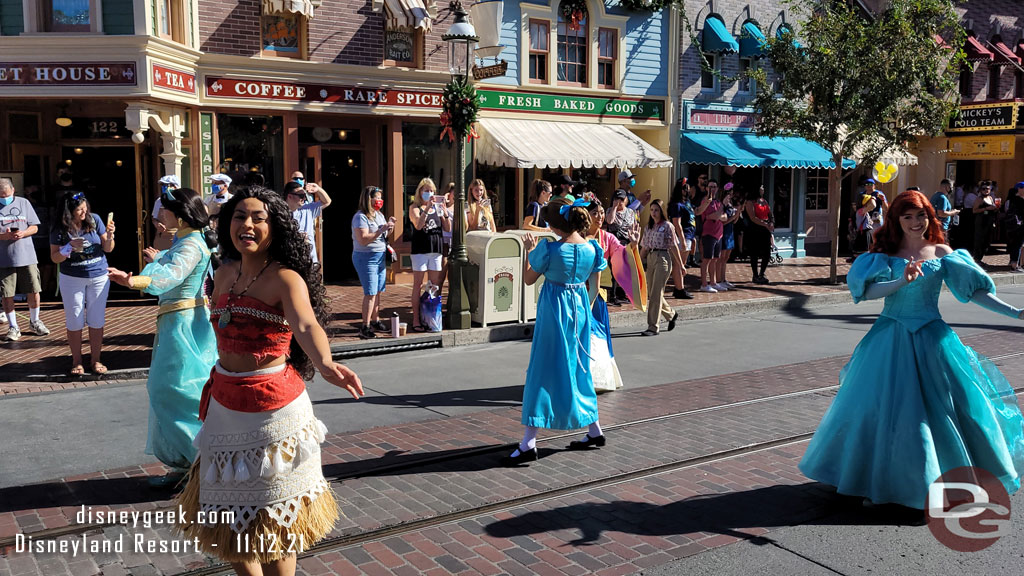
[739,22,767,59]
[703,16,739,54]
[681,132,856,169]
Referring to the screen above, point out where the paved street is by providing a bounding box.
[2,285,1024,575]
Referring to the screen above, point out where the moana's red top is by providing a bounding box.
[210,294,292,362]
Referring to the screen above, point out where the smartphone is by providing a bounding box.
[107,212,115,227]
[8,227,18,233]
[480,198,491,207]
[431,195,446,204]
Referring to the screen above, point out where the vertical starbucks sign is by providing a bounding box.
[199,113,214,194]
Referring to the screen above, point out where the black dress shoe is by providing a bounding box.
[667,312,679,332]
[567,434,606,450]
[672,289,694,300]
[500,447,538,467]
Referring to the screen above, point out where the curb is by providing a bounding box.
[9,272,1023,384]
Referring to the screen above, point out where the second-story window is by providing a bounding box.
[701,54,718,92]
[988,65,1000,99]
[158,0,185,43]
[1017,69,1023,99]
[261,12,304,58]
[529,20,549,83]
[738,58,752,93]
[959,66,973,98]
[597,28,616,89]
[556,1,588,86]
[44,0,91,32]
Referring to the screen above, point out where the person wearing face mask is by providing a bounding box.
[203,173,233,222]
[284,179,332,264]
[616,170,652,217]
[410,178,451,332]
[351,186,395,339]
[0,177,49,341]
[153,175,180,250]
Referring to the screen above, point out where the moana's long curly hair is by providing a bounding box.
[870,190,945,255]
[216,186,328,380]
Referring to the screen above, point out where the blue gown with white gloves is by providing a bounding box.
[141,230,218,470]
[799,249,1024,509]
[521,238,607,430]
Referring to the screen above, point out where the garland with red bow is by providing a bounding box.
[440,76,480,145]
[560,0,587,31]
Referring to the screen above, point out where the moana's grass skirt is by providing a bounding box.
[175,364,338,563]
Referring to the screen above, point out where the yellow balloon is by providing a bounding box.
[874,161,886,172]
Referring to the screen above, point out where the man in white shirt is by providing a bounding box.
[284,179,332,264]
[203,174,233,223]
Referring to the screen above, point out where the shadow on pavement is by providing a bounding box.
[0,476,173,513]
[312,385,523,410]
[484,483,924,546]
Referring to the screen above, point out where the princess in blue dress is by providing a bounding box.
[108,188,218,486]
[800,191,1024,509]
[502,197,608,466]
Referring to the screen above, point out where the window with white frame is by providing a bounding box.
[805,168,829,211]
[556,0,587,86]
[597,27,616,89]
[528,19,549,83]
[700,54,718,92]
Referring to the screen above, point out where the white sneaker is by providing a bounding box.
[28,320,50,336]
[713,282,730,291]
[723,281,736,289]
[699,285,718,293]
[4,325,21,341]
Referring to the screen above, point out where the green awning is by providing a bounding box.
[703,16,739,54]
[681,132,856,169]
[739,22,767,59]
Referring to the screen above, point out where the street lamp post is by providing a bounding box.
[442,0,478,330]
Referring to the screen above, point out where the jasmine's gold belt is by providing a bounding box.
[157,297,208,318]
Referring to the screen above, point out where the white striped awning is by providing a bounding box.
[384,0,432,31]
[263,0,319,19]
[476,118,674,170]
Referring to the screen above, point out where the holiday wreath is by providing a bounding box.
[440,76,480,144]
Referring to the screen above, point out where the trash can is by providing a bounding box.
[464,231,524,326]
[505,230,558,322]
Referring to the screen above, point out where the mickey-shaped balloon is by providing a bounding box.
[872,161,899,184]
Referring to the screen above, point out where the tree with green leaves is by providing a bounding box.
[748,0,965,283]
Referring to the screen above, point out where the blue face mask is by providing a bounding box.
[293,178,305,186]
[213,184,226,195]
[0,196,13,207]
[629,178,636,188]
[422,190,433,201]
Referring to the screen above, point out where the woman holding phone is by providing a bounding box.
[352,186,394,339]
[467,179,496,233]
[49,191,115,375]
[410,178,450,332]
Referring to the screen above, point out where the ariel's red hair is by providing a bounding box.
[870,190,945,255]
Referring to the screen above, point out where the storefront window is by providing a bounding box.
[402,123,455,235]
[573,167,614,206]
[805,168,829,211]
[474,164,515,229]
[217,115,284,191]
[772,168,793,229]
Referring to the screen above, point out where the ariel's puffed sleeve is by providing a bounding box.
[847,253,895,303]
[943,249,996,303]
[528,238,552,274]
[137,236,207,296]
[590,239,608,275]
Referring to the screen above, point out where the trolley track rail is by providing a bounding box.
[3,350,1022,553]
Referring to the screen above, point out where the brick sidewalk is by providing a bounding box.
[2,251,1017,389]
[1,329,1020,576]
